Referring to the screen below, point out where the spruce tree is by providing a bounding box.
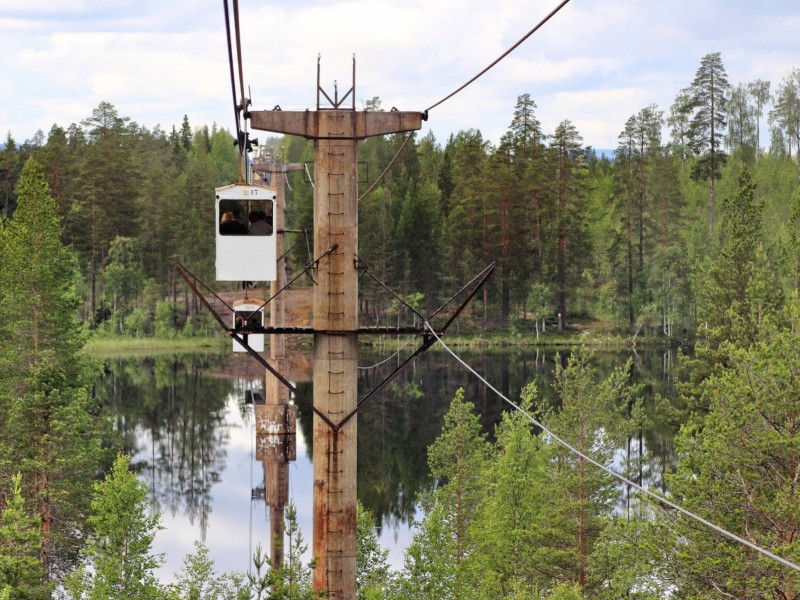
[427,388,490,567]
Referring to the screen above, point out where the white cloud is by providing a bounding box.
[2,0,799,148]
[0,0,90,12]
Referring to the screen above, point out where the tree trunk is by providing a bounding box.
[578,455,587,587]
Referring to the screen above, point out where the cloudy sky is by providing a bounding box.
[1,0,798,151]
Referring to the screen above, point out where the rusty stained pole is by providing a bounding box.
[252,153,303,568]
[250,58,422,599]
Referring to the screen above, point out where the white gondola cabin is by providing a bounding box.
[216,183,277,282]
[232,299,266,353]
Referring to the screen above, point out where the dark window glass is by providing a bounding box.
[219,199,273,235]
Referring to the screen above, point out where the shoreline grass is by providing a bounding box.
[85,322,684,358]
[84,335,228,358]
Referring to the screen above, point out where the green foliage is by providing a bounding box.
[427,388,490,567]
[154,301,177,338]
[0,158,104,582]
[0,67,796,339]
[588,511,675,599]
[693,168,782,355]
[0,474,53,599]
[390,501,456,600]
[67,453,165,600]
[770,68,800,157]
[124,307,152,337]
[461,389,555,597]
[170,540,249,600]
[542,347,643,589]
[666,314,800,597]
[546,583,585,599]
[356,503,390,599]
[252,502,321,600]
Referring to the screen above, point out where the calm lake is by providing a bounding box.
[96,343,681,581]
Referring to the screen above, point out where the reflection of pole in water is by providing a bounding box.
[253,155,297,569]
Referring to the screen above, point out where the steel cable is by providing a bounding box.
[425,0,572,113]
[424,322,800,575]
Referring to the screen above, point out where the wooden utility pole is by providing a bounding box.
[251,59,422,599]
[252,152,302,568]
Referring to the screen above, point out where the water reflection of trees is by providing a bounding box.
[98,354,234,538]
[352,346,682,531]
[99,347,682,538]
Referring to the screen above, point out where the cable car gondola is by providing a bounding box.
[215,182,277,282]
[232,298,266,353]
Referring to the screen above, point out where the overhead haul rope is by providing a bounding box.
[360,0,572,202]
[423,323,800,575]
[425,0,572,113]
[358,131,414,202]
[223,0,251,181]
[223,0,241,148]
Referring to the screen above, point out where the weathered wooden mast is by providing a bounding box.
[250,58,422,599]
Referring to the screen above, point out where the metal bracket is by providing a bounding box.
[176,260,495,434]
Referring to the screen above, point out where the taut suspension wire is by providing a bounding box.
[233,0,246,120]
[223,0,241,145]
[358,131,414,202]
[425,0,572,113]
[359,2,571,204]
[424,323,800,575]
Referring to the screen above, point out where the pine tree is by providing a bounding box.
[390,502,456,600]
[543,348,642,590]
[75,102,140,320]
[548,120,589,330]
[66,453,165,600]
[688,52,730,232]
[264,502,321,600]
[170,540,249,600]
[666,314,800,598]
[461,386,556,597]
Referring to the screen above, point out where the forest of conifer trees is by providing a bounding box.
[0,55,799,341]
[1,56,799,341]
[2,52,800,598]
